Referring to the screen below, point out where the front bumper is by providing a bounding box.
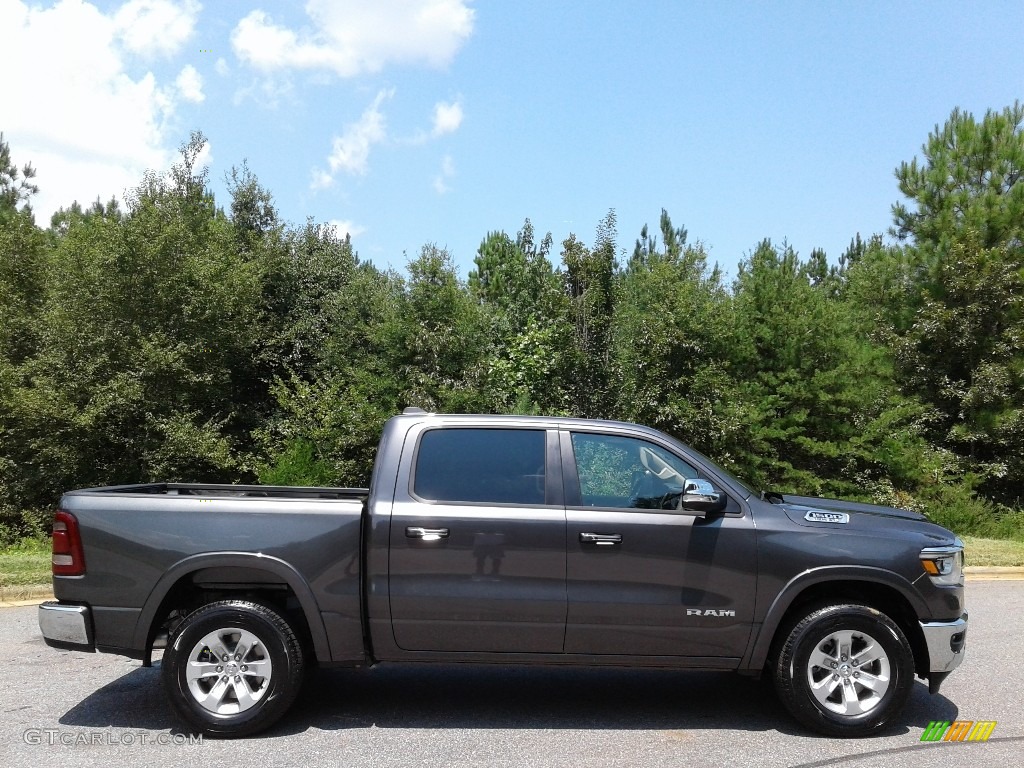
[38,602,95,651]
[920,611,967,692]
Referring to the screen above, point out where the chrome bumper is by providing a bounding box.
[38,602,94,649]
[921,612,967,673]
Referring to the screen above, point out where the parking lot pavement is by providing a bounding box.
[1,581,1020,767]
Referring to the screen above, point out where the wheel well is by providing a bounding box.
[146,567,316,665]
[768,581,928,678]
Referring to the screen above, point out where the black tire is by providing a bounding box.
[161,600,305,737]
[773,603,914,737]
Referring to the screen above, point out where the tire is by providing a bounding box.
[161,600,305,737]
[773,603,914,737]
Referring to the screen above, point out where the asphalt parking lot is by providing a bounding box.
[0,581,1020,768]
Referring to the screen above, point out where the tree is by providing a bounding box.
[562,210,618,417]
[0,134,46,365]
[0,132,38,213]
[399,245,488,411]
[629,208,687,271]
[613,212,747,467]
[887,103,1024,504]
[1,133,263,514]
[469,220,573,413]
[730,240,917,495]
[0,135,49,538]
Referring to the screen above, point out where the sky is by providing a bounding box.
[3,0,1024,280]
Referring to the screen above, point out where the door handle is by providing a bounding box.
[406,526,450,541]
[579,532,622,546]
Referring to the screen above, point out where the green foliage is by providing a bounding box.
[893,102,1024,249]
[257,438,336,487]
[2,114,1024,542]
[0,503,50,548]
[0,132,38,213]
[470,220,575,413]
[885,103,1024,505]
[727,240,925,496]
[0,133,264,513]
[612,213,748,471]
[561,210,619,417]
[399,245,489,411]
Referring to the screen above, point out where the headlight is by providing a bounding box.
[920,539,965,586]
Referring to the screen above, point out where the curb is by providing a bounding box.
[0,596,52,608]
[0,586,54,608]
[965,566,1024,580]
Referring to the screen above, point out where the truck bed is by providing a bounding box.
[54,482,369,664]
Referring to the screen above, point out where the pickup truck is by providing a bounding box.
[38,410,967,738]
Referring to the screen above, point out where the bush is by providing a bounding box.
[257,439,336,487]
[990,509,1024,542]
[0,504,51,548]
[866,477,1024,540]
[916,482,1004,537]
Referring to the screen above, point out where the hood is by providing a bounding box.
[776,493,927,522]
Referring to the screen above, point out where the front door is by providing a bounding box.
[388,426,567,653]
[562,429,757,660]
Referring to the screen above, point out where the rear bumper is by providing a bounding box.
[38,602,95,651]
[921,611,967,693]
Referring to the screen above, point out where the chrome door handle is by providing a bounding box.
[579,532,622,546]
[406,526,450,541]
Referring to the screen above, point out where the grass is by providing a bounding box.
[0,538,52,601]
[962,536,1024,567]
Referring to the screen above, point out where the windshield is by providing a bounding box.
[666,439,757,497]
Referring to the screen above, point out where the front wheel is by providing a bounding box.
[161,600,305,737]
[773,603,914,737]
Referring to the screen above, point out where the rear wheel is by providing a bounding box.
[773,603,914,737]
[162,600,305,737]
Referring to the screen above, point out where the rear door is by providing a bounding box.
[562,428,757,660]
[388,424,567,653]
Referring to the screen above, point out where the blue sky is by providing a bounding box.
[4,0,1023,279]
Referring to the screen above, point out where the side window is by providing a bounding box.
[414,428,547,505]
[570,432,698,510]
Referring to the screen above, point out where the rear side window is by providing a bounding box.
[413,428,547,505]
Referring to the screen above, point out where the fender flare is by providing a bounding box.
[132,552,331,663]
[742,565,927,671]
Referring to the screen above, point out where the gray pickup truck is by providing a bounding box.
[38,410,967,738]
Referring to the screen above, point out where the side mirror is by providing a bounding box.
[680,479,727,515]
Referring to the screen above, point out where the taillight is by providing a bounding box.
[52,510,86,576]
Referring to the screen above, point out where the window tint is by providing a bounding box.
[414,429,546,505]
[571,432,698,510]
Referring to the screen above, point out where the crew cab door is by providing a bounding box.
[387,425,567,653]
[561,429,757,660]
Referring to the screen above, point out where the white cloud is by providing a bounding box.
[431,100,463,136]
[114,0,200,58]
[433,154,455,194]
[400,98,465,146]
[232,75,293,109]
[215,56,230,76]
[175,64,204,103]
[312,90,391,189]
[232,0,474,77]
[327,91,390,175]
[310,168,334,191]
[0,0,198,225]
[328,219,366,239]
